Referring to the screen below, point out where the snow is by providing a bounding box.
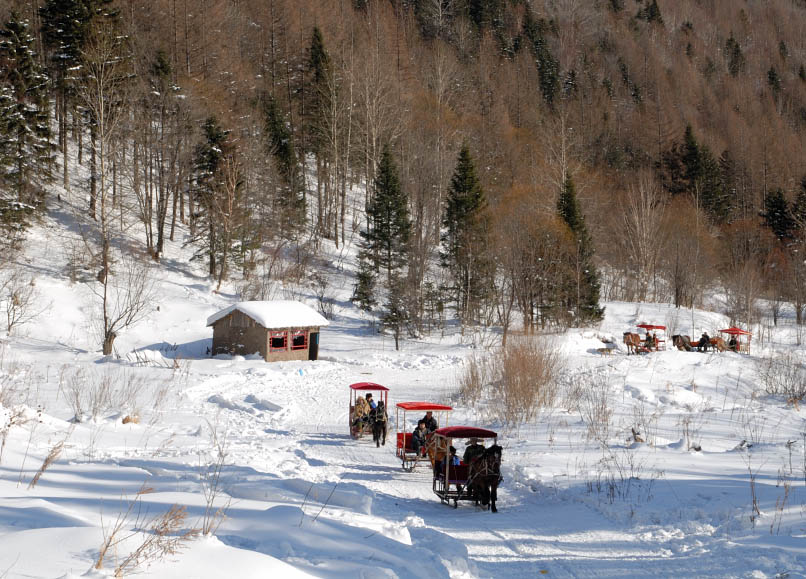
[206,300,330,329]
[2,176,806,577]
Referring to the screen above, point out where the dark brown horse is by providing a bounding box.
[623,332,641,355]
[369,402,387,447]
[672,335,693,351]
[468,444,503,513]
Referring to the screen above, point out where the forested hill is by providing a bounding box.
[2,0,806,344]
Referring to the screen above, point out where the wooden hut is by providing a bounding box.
[207,301,329,362]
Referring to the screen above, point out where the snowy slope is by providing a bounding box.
[1,192,806,578]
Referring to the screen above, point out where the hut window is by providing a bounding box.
[270,331,287,351]
[291,330,308,350]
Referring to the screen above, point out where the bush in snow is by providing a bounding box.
[756,352,806,404]
[458,336,563,428]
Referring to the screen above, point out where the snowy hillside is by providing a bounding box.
[1,197,806,578]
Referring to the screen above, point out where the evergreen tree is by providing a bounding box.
[263,94,305,237]
[351,259,377,313]
[698,145,729,224]
[362,145,410,287]
[557,175,604,323]
[661,125,730,223]
[0,13,53,205]
[792,177,806,236]
[39,0,118,189]
[609,0,624,13]
[191,116,231,277]
[725,33,745,77]
[441,145,490,323]
[768,66,782,100]
[521,10,559,106]
[305,26,330,157]
[718,149,739,219]
[382,277,409,351]
[636,0,663,24]
[762,189,795,241]
[681,125,702,185]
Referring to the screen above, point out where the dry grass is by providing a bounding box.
[60,366,148,422]
[756,352,806,403]
[27,426,74,489]
[458,336,564,428]
[96,484,200,576]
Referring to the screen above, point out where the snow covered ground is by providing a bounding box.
[2,197,806,577]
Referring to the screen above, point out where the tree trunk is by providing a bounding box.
[90,123,97,219]
[102,331,117,355]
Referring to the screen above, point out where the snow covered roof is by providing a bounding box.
[206,300,330,329]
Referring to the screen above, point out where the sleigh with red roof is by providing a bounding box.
[394,402,452,471]
[349,382,389,439]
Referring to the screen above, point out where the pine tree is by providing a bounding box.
[762,189,795,241]
[263,94,305,237]
[636,0,663,24]
[698,145,729,224]
[361,144,411,288]
[0,13,53,205]
[661,125,731,223]
[382,277,409,351]
[609,0,624,13]
[351,259,377,313]
[441,145,491,323]
[557,175,604,323]
[792,177,806,237]
[768,66,782,100]
[39,0,117,190]
[521,10,559,106]
[305,26,330,158]
[725,33,745,76]
[191,116,231,277]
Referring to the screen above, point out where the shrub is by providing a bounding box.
[458,336,564,428]
[756,352,806,403]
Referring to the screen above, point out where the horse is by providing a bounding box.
[369,401,388,447]
[467,444,503,513]
[426,434,444,467]
[672,335,693,351]
[623,332,641,355]
[710,337,726,352]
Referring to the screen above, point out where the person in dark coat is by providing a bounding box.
[463,437,485,464]
[412,420,428,456]
[698,332,710,352]
[421,411,438,433]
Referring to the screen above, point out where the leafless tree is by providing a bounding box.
[620,173,667,301]
[90,251,156,356]
[0,266,43,335]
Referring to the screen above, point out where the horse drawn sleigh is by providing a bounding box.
[349,382,389,447]
[395,402,452,471]
[623,323,666,354]
[431,426,502,512]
